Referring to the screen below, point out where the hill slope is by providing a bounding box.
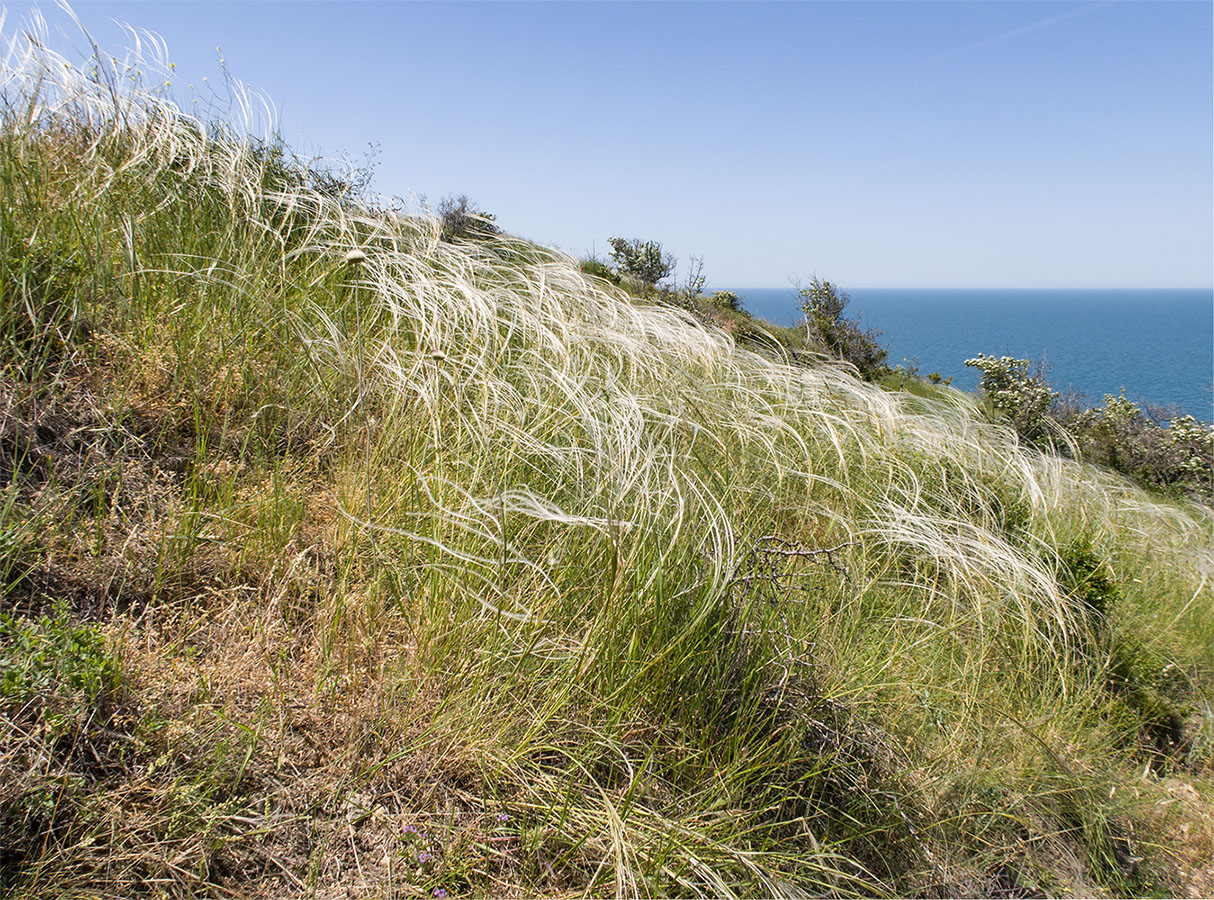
[1,12,1211,898]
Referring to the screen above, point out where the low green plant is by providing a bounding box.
[0,226,90,381]
[579,256,620,285]
[1057,537,1118,621]
[0,606,119,707]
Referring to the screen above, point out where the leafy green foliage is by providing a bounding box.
[964,354,1059,447]
[798,278,888,379]
[607,236,675,285]
[0,607,119,705]
[1062,390,1214,498]
[709,290,742,311]
[579,257,620,285]
[964,356,1213,498]
[1058,538,1118,620]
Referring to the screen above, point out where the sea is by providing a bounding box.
[720,288,1214,422]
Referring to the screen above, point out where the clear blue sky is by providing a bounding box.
[7,1,1213,288]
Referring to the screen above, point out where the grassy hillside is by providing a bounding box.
[1,12,1212,899]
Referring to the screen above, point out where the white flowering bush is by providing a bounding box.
[1167,414,1214,483]
[1099,389,1143,429]
[710,290,742,312]
[962,358,1213,499]
[964,354,1058,446]
[1056,389,1214,500]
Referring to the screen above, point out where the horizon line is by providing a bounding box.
[712,285,1214,292]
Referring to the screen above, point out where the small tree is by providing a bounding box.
[798,278,887,379]
[607,237,676,286]
[680,254,707,301]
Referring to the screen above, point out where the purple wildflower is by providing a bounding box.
[433,890,448,898]
[496,812,510,823]
[418,851,435,863]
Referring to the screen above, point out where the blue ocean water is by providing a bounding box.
[723,288,1214,421]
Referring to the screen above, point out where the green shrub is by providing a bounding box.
[1060,390,1213,499]
[964,356,1213,498]
[1057,538,1118,621]
[1168,414,1214,483]
[798,278,888,380]
[710,290,742,312]
[964,354,1059,447]
[579,257,620,285]
[607,236,675,286]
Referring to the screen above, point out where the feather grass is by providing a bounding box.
[1,8,1211,896]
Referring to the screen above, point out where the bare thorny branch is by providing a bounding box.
[723,536,855,701]
[728,536,853,593]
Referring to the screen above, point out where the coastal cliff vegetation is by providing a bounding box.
[1,11,1212,898]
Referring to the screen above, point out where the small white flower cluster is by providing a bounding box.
[964,354,1057,441]
[1167,414,1214,477]
[1099,389,1142,427]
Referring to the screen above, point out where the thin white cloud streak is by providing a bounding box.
[944,2,1113,58]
